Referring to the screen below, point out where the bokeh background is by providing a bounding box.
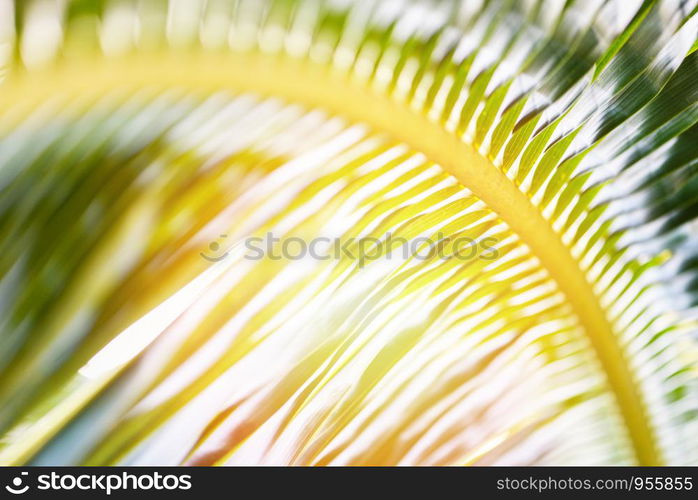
[0,0,696,465]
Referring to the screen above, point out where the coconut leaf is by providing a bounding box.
[0,0,696,466]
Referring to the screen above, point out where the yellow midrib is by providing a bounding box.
[0,51,660,465]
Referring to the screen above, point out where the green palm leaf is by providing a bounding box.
[0,0,696,465]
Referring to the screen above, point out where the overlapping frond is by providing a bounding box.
[0,0,696,465]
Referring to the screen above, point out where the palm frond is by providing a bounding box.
[0,0,696,465]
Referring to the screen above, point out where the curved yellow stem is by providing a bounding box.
[0,51,660,464]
